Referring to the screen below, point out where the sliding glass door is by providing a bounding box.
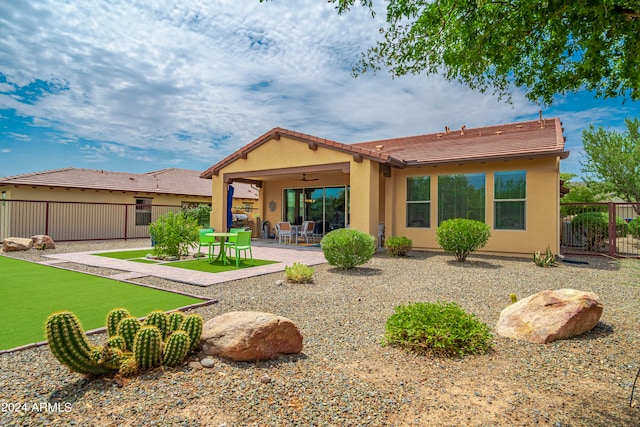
[283,186,349,236]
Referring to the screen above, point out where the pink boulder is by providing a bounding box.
[31,234,56,250]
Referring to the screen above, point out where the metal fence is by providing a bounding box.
[0,200,184,242]
[560,202,639,258]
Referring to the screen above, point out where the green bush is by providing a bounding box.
[435,218,491,262]
[383,301,492,357]
[571,212,628,251]
[182,204,212,227]
[320,228,376,269]
[385,236,413,256]
[285,262,314,284]
[149,211,199,258]
[628,217,640,237]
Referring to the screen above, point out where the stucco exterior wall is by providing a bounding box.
[387,157,561,257]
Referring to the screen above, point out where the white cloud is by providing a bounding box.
[1,0,633,177]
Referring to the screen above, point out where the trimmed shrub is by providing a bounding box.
[285,262,315,284]
[385,236,413,256]
[320,228,376,269]
[435,218,491,262]
[571,212,628,251]
[383,301,492,357]
[149,211,199,258]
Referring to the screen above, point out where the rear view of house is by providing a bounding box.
[201,117,569,257]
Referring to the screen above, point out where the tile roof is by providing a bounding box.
[200,118,567,178]
[0,167,212,197]
[352,118,568,166]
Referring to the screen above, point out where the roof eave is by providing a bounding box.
[404,150,570,167]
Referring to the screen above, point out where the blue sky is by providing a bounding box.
[1,0,639,179]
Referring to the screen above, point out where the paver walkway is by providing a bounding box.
[43,243,326,287]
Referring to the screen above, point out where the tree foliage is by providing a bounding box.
[329,0,640,104]
[581,118,640,212]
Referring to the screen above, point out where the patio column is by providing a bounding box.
[349,159,380,237]
[210,175,226,233]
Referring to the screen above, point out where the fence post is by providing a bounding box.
[608,202,616,257]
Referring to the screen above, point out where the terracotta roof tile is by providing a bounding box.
[0,167,212,197]
[200,118,568,178]
[353,118,567,165]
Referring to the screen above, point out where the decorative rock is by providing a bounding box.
[200,357,215,368]
[275,280,284,285]
[201,311,303,362]
[496,288,603,344]
[188,361,203,370]
[31,234,56,250]
[260,375,271,384]
[2,237,34,252]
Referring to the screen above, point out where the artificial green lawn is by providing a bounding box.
[94,249,278,273]
[164,258,277,272]
[0,256,205,351]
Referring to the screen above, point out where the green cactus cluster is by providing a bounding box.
[45,308,203,377]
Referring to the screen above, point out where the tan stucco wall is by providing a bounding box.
[387,157,561,257]
[210,135,360,233]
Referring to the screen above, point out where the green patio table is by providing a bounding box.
[206,232,238,265]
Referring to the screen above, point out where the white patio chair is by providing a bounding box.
[298,220,316,243]
[276,221,293,244]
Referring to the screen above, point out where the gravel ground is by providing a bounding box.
[1,240,639,426]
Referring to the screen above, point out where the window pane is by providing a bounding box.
[495,201,525,230]
[407,176,430,201]
[437,174,485,224]
[407,203,430,227]
[495,171,526,199]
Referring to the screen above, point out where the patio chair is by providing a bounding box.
[228,228,245,245]
[298,220,316,243]
[197,228,219,261]
[275,222,293,244]
[226,230,253,267]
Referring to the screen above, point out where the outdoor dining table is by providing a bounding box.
[206,232,238,265]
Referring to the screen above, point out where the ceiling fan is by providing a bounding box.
[299,173,319,182]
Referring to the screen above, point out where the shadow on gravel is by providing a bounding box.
[445,259,503,270]
[573,321,615,341]
[223,352,309,370]
[327,267,384,276]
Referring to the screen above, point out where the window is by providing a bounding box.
[135,198,152,226]
[406,176,430,227]
[437,173,485,224]
[494,170,526,230]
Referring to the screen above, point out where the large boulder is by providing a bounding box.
[201,311,303,362]
[2,237,34,252]
[31,234,56,250]
[496,288,603,344]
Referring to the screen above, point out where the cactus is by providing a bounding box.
[107,308,131,337]
[144,310,168,339]
[510,293,518,304]
[134,326,163,370]
[117,316,141,351]
[45,311,117,376]
[106,335,127,351]
[162,331,191,366]
[167,311,186,332]
[118,355,138,377]
[180,314,203,352]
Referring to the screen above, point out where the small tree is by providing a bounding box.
[582,118,640,214]
[436,218,491,262]
[182,204,212,228]
[149,212,199,258]
[571,212,628,251]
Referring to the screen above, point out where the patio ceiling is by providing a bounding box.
[224,163,350,186]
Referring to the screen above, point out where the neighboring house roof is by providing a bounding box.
[0,167,212,197]
[200,118,568,179]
